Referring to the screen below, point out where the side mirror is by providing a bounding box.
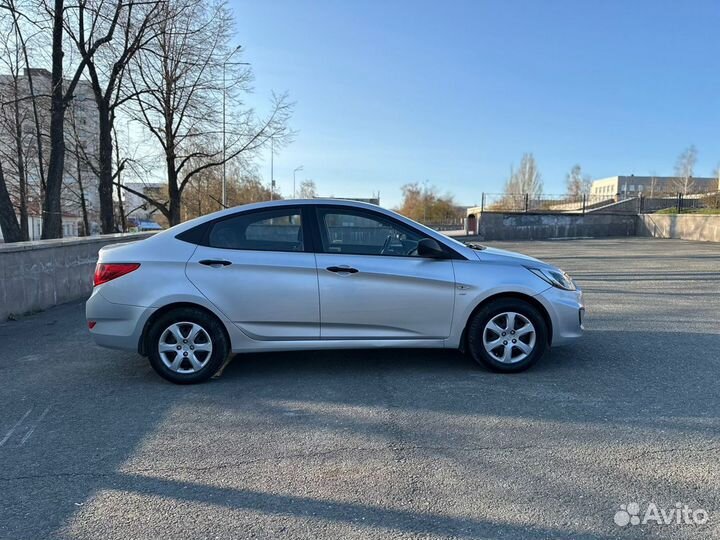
[417,238,448,259]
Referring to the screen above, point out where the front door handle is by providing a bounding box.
[199,259,232,267]
[326,265,358,274]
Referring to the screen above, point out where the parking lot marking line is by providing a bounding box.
[0,408,33,448]
[20,407,50,446]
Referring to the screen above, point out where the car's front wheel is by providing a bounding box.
[467,298,548,373]
[147,308,229,384]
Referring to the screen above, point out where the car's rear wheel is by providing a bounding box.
[467,298,548,373]
[147,308,229,384]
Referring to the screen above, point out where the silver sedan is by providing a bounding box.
[86,199,584,383]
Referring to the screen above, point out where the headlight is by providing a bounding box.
[526,266,576,291]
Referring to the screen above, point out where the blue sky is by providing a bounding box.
[233,0,720,208]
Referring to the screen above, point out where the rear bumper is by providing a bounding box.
[86,288,155,351]
[535,286,584,347]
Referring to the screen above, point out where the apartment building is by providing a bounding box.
[0,68,99,240]
[591,175,718,198]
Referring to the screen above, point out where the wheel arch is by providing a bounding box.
[460,292,553,352]
[138,302,231,356]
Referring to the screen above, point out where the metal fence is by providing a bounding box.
[474,193,629,214]
[420,219,465,231]
[639,192,720,213]
[471,191,720,215]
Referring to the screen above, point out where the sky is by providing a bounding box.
[232,0,720,208]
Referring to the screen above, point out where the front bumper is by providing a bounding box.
[86,288,155,351]
[534,286,584,347]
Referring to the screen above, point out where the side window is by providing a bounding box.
[208,209,304,252]
[318,208,425,257]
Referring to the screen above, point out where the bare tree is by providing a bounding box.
[182,165,275,220]
[673,145,697,195]
[64,106,93,235]
[565,164,583,198]
[39,0,97,238]
[565,164,592,198]
[64,0,163,233]
[2,0,49,200]
[127,0,293,226]
[43,0,69,238]
[505,153,543,197]
[647,172,658,197]
[0,7,30,239]
[298,179,317,199]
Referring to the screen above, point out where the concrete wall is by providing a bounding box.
[470,212,638,241]
[637,214,720,242]
[0,233,153,321]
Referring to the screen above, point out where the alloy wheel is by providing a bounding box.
[482,312,536,364]
[158,322,213,374]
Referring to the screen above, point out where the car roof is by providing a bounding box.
[155,198,474,259]
[167,199,387,232]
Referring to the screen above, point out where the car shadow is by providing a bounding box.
[2,302,719,539]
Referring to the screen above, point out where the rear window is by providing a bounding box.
[207,209,304,252]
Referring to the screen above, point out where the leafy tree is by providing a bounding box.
[395,182,461,222]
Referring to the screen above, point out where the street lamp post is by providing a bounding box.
[293,165,304,198]
[222,45,248,208]
[270,137,274,200]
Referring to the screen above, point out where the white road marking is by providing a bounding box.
[0,408,33,447]
[20,407,51,446]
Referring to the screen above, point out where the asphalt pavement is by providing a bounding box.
[1,237,719,539]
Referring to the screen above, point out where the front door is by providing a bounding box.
[186,206,320,340]
[313,206,456,339]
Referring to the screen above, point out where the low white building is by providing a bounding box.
[0,213,81,242]
[591,176,718,198]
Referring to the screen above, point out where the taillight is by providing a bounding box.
[93,263,140,286]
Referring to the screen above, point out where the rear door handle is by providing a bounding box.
[326,265,358,274]
[199,259,232,267]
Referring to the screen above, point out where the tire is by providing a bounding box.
[147,307,229,384]
[466,298,548,373]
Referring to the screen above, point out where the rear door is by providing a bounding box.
[186,206,320,340]
[312,205,456,339]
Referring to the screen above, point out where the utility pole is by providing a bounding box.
[270,137,274,201]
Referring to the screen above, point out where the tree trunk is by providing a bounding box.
[23,51,46,196]
[75,151,90,236]
[12,87,29,240]
[168,166,181,226]
[116,180,126,232]
[113,129,126,232]
[42,0,66,240]
[0,160,23,243]
[166,125,181,225]
[96,102,115,233]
